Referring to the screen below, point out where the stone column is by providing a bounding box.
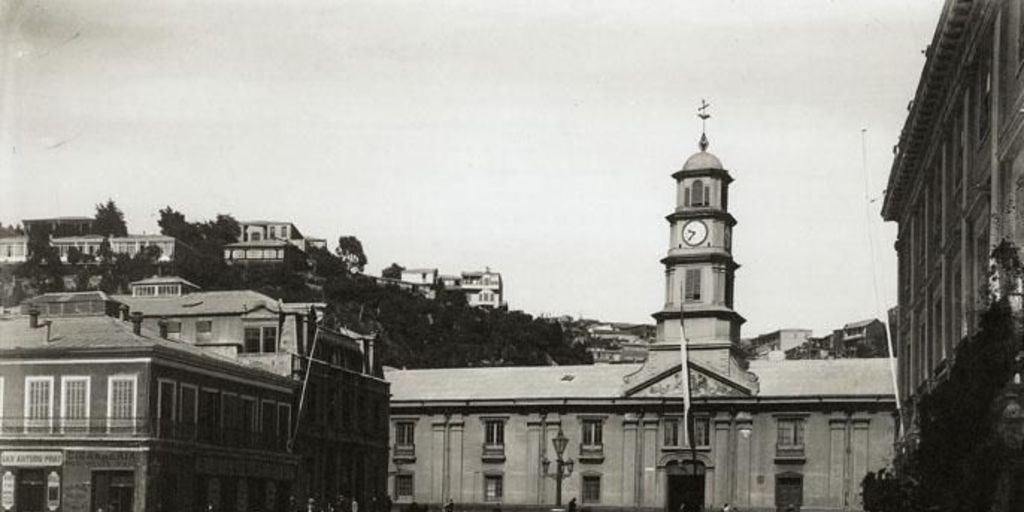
[641,414,661,508]
[431,415,448,503]
[622,413,641,507]
[733,412,753,507]
[827,414,848,508]
[527,414,545,504]
[712,413,732,506]
[449,414,465,503]
[851,418,871,510]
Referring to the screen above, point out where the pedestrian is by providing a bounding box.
[722,504,731,512]
[352,497,360,512]
[407,501,420,512]
[384,495,393,512]
[444,499,454,512]
[567,498,577,512]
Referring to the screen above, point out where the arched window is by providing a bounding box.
[692,180,705,206]
[684,187,691,207]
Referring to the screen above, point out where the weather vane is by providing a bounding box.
[697,99,711,152]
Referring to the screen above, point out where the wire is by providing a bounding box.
[861,128,904,437]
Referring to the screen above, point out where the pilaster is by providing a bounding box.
[527,414,545,504]
[430,415,448,503]
[827,414,848,507]
[448,414,465,502]
[712,413,732,506]
[641,414,661,508]
[733,412,753,506]
[622,413,640,507]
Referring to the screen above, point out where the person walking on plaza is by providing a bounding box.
[722,504,730,512]
[567,498,577,512]
[444,499,454,512]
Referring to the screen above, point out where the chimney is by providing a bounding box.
[365,337,376,376]
[28,308,40,329]
[158,318,168,339]
[130,312,143,335]
[120,305,131,321]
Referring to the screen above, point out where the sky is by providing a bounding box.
[0,0,944,337]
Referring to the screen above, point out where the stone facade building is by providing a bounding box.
[387,133,898,512]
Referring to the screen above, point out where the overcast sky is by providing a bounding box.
[0,0,943,337]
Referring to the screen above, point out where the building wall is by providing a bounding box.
[884,0,1024,415]
[388,404,895,512]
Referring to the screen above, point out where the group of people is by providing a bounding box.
[284,492,393,512]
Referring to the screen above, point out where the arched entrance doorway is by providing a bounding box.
[665,460,705,512]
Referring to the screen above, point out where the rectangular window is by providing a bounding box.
[277,403,292,444]
[157,380,176,437]
[582,419,603,446]
[684,269,702,302]
[166,321,182,341]
[395,474,414,499]
[484,475,503,502]
[664,419,680,447]
[262,400,276,442]
[196,320,213,342]
[262,326,278,353]
[244,328,261,353]
[777,418,805,448]
[582,475,601,503]
[61,377,89,432]
[693,417,710,447]
[396,422,416,446]
[107,376,137,433]
[484,420,504,446]
[25,376,54,432]
[180,385,198,440]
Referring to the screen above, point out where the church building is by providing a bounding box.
[386,120,897,512]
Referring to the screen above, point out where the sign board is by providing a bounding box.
[46,471,59,512]
[0,451,63,467]
[1,471,14,511]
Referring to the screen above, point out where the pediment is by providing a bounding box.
[623,361,752,398]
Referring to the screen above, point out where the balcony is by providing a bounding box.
[481,443,506,463]
[774,444,806,463]
[0,418,288,452]
[578,444,605,463]
[393,443,416,462]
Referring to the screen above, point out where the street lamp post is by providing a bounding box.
[542,428,575,508]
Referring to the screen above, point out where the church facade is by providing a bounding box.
[387,132,897,512]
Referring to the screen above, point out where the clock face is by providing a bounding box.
[682,220,709,246]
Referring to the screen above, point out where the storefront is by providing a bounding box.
[1,451,66,512]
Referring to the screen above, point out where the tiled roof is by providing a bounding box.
[24,291,113,304]
[0,314,220,359]
[748,358,895,397]
[843,318,880,330]
[224,240,291,248]
[386,364,642,401]
[112,290,279,317]
[387,358,896,402]
[130,275,200,288]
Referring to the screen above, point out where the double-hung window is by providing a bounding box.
[107,375,137,433]
[25,376,54,433]
[484,475,503,502]
[61,377,90,432]
[776,418,805,457]
[582,419,603,447]
[484,420,504,446]
[396,422,416,447]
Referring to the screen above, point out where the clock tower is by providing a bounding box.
[648,105,749,379]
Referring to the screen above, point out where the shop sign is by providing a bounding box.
[0,451,63,467]
[65,451,136,468]
[46,471,59,512]
[1,471,14,511]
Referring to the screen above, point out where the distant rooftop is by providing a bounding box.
[112,289,283,317]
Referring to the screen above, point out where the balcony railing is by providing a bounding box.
[393,443,416,462]
[1,417,288,452]
[481,443,506,462]
[579,444,605,463]
[774,444,806,462]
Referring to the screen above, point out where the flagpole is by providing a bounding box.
[679,281,693,453]
[289,321,321,453]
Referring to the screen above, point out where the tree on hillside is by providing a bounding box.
[15,225,65,293]
[336,236,367,273]
[382,263,404,280]
[157,207,241,289]
[93,199,128,237]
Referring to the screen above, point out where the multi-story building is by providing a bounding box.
[21,217,94,237]
[112,277,390,506]
[387,129,897,512]
[0,234,188,265]
[458,269,503,308]
[222,239,307,268]
[0,293,299,512]
[238,221,307,250]
[881,0,1024,433]
[744,329,812,359]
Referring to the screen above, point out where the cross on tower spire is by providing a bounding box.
[697,99,711,152]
